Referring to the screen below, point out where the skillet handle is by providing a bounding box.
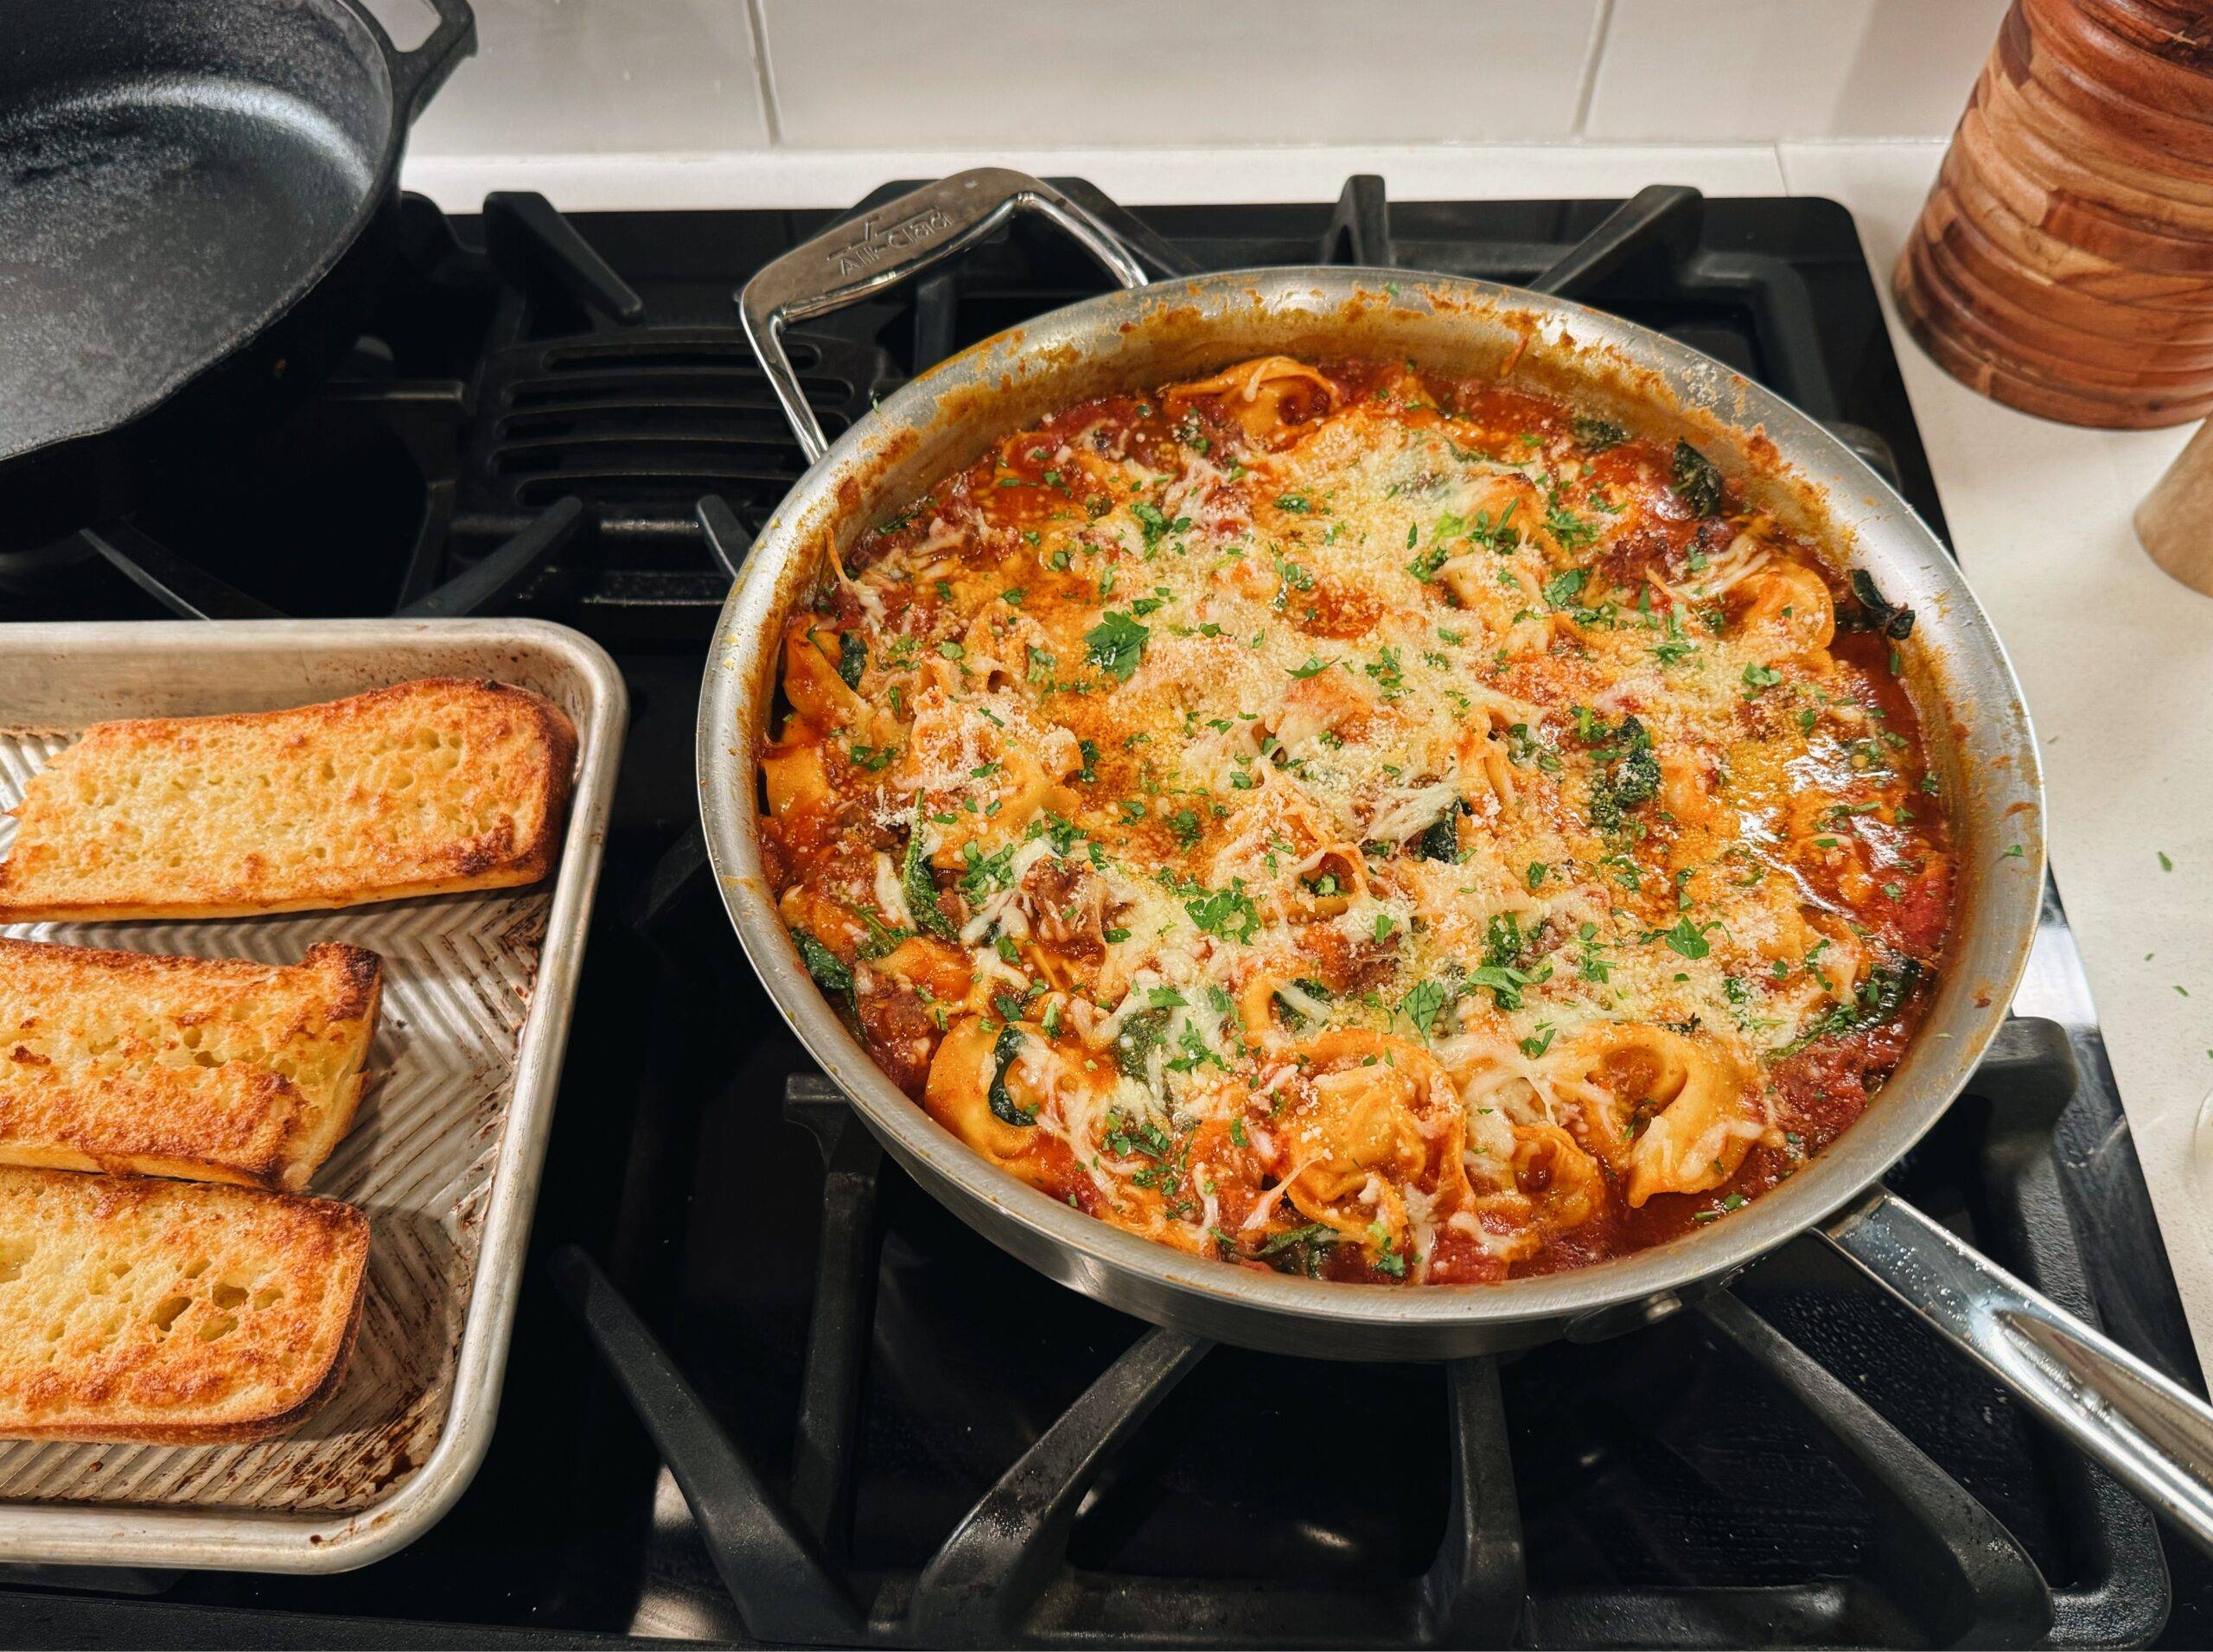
[739,168,1151,464]
[382,0,477,122]
[1827,1187,2213,1555]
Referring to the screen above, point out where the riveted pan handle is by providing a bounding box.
[379,0,477,123]
[739,168,1151,465]
[1827,1188,2213,1555]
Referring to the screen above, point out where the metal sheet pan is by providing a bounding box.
[0,619,623,1572]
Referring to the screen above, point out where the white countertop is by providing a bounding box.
[402,139,2213,1369]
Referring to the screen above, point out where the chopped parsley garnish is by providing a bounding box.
[1365,646,1406,697]
[1543,502,1598,553]
[960,839,1017,898]
[1084,609,1151,681]
[1542,567,1589,609]
[1184,879,1261,942]
[1131,499,1190,549]
[1657,916,1717,960]
[1398,979,1451,1038]
[1469,960,1550,1012]
[1369,1227,1408,1279]
[1398,538,1451,584]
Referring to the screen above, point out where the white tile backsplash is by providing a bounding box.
[406,0,768,158]
[1583,0,2005,141]
[392,0,2011,163]
[754,0,1606,148]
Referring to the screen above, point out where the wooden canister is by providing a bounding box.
[2135,418,2213,592]
[1895,0,2213,429]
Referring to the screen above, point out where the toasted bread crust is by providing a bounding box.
[0,939,382,1190]
[0,1169,369,1444]
[0,679,577,922]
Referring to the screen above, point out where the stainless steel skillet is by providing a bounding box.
[698,169,2213,1551]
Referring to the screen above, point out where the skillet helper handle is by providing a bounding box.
[739,167,1151,464]
[1827,1188,2213,1555]
[382,0,477,122]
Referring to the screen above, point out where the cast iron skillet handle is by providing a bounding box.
[1827,1187,2213,1554]
[738,167,1151,464]
[380,0,477,122]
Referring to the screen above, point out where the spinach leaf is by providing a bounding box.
[1257,1222,1339,1279]
[985,1022,1036,1127]
[1671,440,1724,517]
[1113,1006,1175,1081]
[793,928,852,999]
[1787,957,1925,1052]
[1416,800,1465,863]
[901,821,959,941]
[1840,567,1916,641]
[1572,415,1629,452]
[1587,714,1659,832]
[835,631,867,690]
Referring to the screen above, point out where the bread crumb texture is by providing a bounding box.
[0,940,380,1190]
[0,678,577,919]
[0,1168,367,1442]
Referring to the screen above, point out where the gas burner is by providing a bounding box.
[559,890,2172,1649]
[4,174,2203,1650]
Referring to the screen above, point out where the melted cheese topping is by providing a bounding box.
[762,357,1954,1285]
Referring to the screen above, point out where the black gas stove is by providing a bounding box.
[3,177,2208,1650]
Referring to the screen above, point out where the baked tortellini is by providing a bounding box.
[762,354,1953,1284]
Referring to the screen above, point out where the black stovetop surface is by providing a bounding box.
[3,178,2209,1649]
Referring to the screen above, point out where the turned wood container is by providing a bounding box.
[1895,0,2213,429]
[2135,418,2213,592]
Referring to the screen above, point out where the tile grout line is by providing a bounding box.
[743,0,782,149]
[1570,0,1618,138]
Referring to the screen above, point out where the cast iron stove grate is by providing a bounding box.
[0,176,2203,1650]
[6,175,1938,646]
[576,178,2196,1649]
[555,988,2159,1647]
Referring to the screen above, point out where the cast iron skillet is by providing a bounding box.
[0,0,475,548]
[699,169,2213,1553]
